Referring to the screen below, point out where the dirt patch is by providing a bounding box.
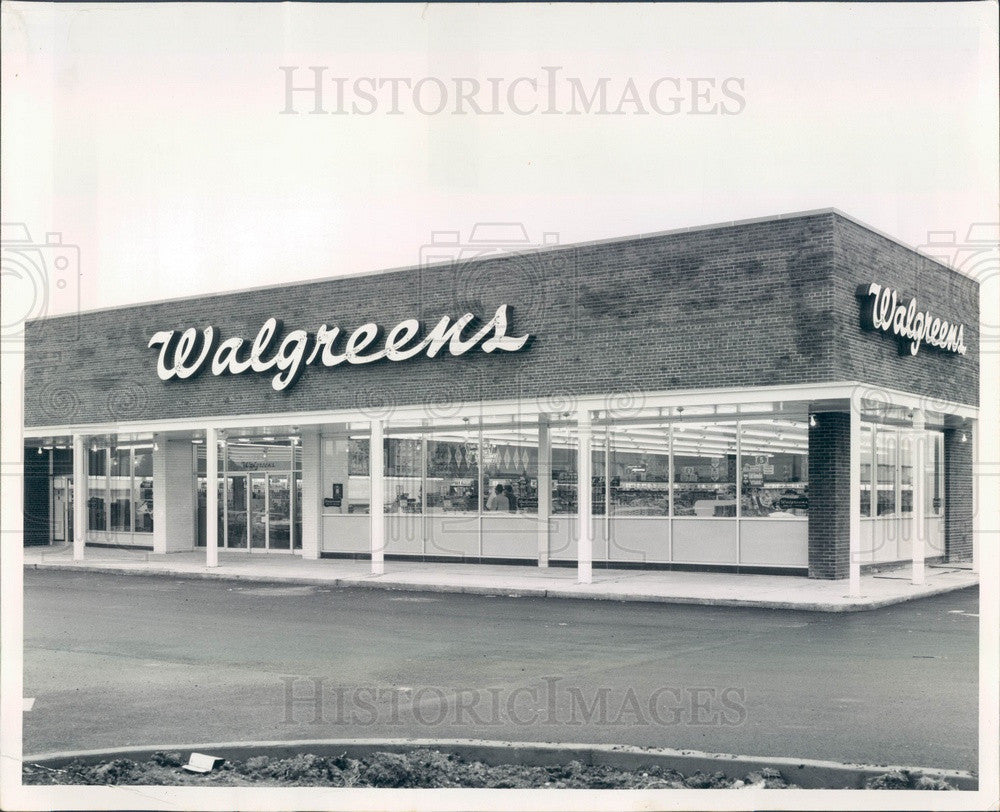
[22,749,959,789]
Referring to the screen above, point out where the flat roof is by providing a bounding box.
[25,208,968,322]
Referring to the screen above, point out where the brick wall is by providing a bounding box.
[944,426,973,561]
[807,412,850,579]
[831,217,979,408]
[24,211,978,428]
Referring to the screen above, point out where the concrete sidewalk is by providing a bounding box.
[23,545,978,612]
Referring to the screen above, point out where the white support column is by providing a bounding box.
[72,434,87,561]
[370,418,385,575]
[299,429,322,560]
[577,408,593,585]
[537,416,551,567]
[848,402,862,598]
[151,434,167,554]
[205,427,219,568]
[911,410,926,585]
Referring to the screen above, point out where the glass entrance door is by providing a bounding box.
[249,473,267,549]
[226,475,249,548]
[198,470,296,552]
[268,474,292,550]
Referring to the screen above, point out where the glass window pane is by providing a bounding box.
[110,448,131,531]
[550,429,578,514]
[226,441,291,472]
[876,429,897,516]
[88,448,107,476]
[226,475,248,548]
[592,444,606,516]
[860,426,873,517]
[899,433,914,516]
[923,431,944,517]
[934,433,944,516]
[740,419,809,517]
[87,447,107,530]
[427,430,479,515]
[323,436,373,516]
[347,437,370,514]
[133,447,154,533]
[322,437,349,515]
[671,421,737,517]
[385,436,422,514]
[194,442,223,475]
[294,472,302,549]
[481,420,538,514]
[196,476,206,546]
[609,424,670,516]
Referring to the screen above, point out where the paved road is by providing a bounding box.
[23,570,978,770]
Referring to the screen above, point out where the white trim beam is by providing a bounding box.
[25,381,976,439]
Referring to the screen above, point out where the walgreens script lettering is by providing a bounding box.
[860,283,967,357]
[148,304,531,391]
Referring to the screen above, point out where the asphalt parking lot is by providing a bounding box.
[23,569,978,770]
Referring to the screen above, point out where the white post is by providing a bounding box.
[72,434,87,561]
[911,410,926,585]
[849,402,862,598]
[537,415,551,567]
[299,429,322,560]
[370,418,385,575]
[577,408,593,585]
[205,427,218,568]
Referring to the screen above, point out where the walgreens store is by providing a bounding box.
[22,210,979,585]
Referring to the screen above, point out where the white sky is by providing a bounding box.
[2,2,998,315]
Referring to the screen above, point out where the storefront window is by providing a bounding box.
[550,439,578,515]
[87,447,107,531]
[875,429,897,516]
[592,442,606,516]
[194,442,224,475]
[926,432,944,516]
[109,448,132,531]
[899,433,914,516]
[132,447,154,532]
[384,437,422,514]
[609,425,670,516]
[426,432,479,514]
[481,421,538,514]
[347,436,370,513]
[671,421,737,517]
[860,426,874,518]
[319,434,371,514]
[739,419,808,517]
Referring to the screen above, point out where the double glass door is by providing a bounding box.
[197,471,297,552]
[227,472,293,552]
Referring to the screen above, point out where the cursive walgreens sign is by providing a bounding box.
[148,304,531,391]
[858,283,967,357]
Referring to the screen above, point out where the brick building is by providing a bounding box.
[22,209,980,586]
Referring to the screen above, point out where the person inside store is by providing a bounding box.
[504,483,518,512]
[486,483,509,511]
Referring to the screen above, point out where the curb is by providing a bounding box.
[25,560,978,612]
[22,738,978,790]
